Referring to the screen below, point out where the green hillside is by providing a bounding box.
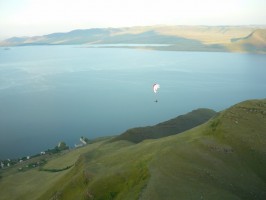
[112,108,217,143]
[0,99,266,200]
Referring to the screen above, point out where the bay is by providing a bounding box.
[0,45,265,159]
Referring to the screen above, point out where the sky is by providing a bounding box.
[0,0,266,39]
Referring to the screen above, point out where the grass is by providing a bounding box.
[40,165,73,172]
[38,140,151,200]
[0,167,69,200]
[0,140,105,200]
[1,99,266,200]
[113,108,217,143]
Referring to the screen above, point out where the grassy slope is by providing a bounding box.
[0,141,105,200]
[37,99,266,200]
[112,108,217,143]
[1,99,265,200]
[142,99,266,199]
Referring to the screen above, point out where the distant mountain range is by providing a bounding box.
[1,25,266,53]
[1,98,266,199]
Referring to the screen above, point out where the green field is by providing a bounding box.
[0,99,265,200]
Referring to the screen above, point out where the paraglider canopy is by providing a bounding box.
[153,83,160,93]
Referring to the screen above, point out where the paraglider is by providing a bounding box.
[153,83,160,93]
[153,83,160,102]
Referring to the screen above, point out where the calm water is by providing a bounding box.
[0,45,266,159]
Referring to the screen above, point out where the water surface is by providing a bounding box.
[0,46,265,158]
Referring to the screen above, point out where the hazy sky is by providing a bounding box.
[0,0,265,39]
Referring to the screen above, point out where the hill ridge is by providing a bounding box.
[1,25,265,53]
[112,108,217,143]
[0,99,265,200]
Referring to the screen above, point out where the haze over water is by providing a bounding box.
[0,45,266,159]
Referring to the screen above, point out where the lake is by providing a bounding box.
[0,45,266,159]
